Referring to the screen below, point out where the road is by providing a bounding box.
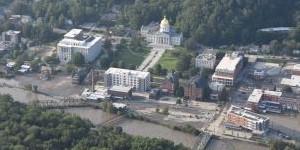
[245,54,300,61]
[206,104,228,135]
[137,48,166,71]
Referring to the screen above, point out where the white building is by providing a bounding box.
[292,64,300,75]
[2,30,21,46]
[104,68,151,92]
[281,75,300,94]
[226,105,270,134]
[57,29,103,64]
[212,52,243,86]
[195,53,216,69]
[141,16,183,47]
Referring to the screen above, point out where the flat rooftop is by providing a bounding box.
[4,30,21,35]
[293,64,300,71]
[196,53,216,61]
[247,89,282,103]
[109,85,132,93]
[64,29,83,38]
[215,53,242,72]
[229,105,269,122]
[281,75,300,87]
[105,67,150,79]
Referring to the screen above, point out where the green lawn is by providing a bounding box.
[157,48,189,70]
[115,48,150,67]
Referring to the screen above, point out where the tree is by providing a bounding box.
[162,106,169,115]
[103,39,112,50]
[176,98,182,104]
[154,64,162,75]
[175,86,184,98]
[99,55,111,69]
[71,52,85,66]
[270,40,282,55]
[0,95,188,150]
[282,86,293,93]
[176,55,191,72]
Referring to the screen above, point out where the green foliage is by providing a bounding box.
[0,95,187,150]
[162,106,169,115]
[104,38,150,69]
[269,140,299,150]
[176,54,191,72]
[122,0,300,46]
[175,86,185,98]
[173,124,201,136]
[176,98,182,104]
[71,52,85,66]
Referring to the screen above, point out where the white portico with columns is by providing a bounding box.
[141,16,183,47]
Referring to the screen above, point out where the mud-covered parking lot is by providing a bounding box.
[15,73,85,97]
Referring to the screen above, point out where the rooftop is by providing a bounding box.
[105,67,150,79]
[112,103,127,109]
[64,29,83,38]
[196,53,216,61]
[109,85,132,93]
[247,89,282,104]
[58,29,103,48]
[259,27,295,32]
[229,105,269,122]
[215,53,243,72]
[281,75,300,87]
[293,64,300,71]
[4,30,21,35]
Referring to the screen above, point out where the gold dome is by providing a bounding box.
[160,16,170,28]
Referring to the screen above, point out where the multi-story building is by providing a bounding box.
[104,68,151,92]
[183,76,206,101]
[226,105,270,134]
[1,30,21,46]
[57,29,103,64]
[292,64,300,76]
[212,52,244,86]
[281,75,300,94]
[141,16,183,47]
[246,89,282,113]
[160,72,178,94]
[195,52,216,69]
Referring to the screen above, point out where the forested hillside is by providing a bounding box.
[1,0,300,46]
[0,95,187,150]
[123,0,300,45]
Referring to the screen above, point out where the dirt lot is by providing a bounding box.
[15,73,85,97]
[206,138,268,150]
[125,98,219,129]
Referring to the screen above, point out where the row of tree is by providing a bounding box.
[0,94,187,150]
[121,0,300,46]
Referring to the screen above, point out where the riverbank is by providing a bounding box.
[0,78,198,148]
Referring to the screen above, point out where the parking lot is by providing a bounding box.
[124,97,220,129]
[15,73,84,97]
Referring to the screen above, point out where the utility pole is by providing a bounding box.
[91,68,95,92]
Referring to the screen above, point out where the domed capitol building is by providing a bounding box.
[140,16,183,47]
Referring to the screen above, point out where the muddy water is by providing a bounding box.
[116,119,198,148]
[63,108,198,148]
[0,78,198,148]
